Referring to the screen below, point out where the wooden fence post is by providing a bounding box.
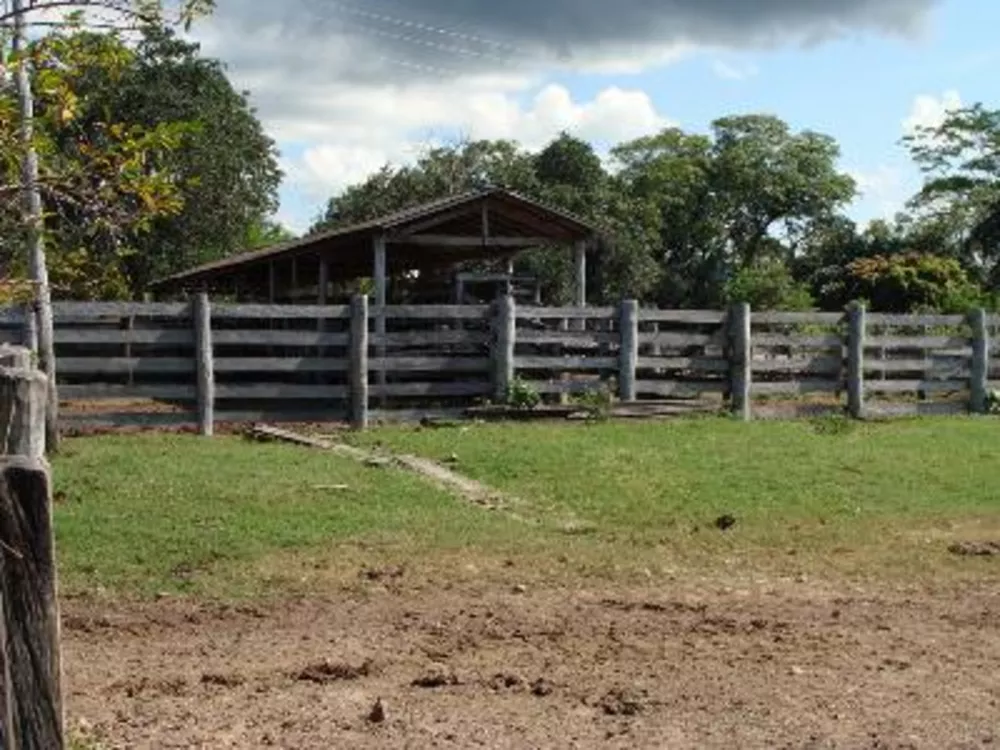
[846,301,866,419]
[969,307,989,414]
[493,294,515,402]
[193,293,215,436]
[729,303,751,420]
[619,300,638,402]
[350,294,369,429]
[0,356,64,749]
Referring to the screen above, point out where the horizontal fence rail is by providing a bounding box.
[0,298,995,431]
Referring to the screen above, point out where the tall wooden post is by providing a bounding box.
[969,307,989,414]
[619,300,638,402]
[373,235,387,409]
[493,294,515,402]
[729,303,751,421]
[846,301,866,419]
[193,293,215,437]
[0,352,64,749]
[350,295,369,430]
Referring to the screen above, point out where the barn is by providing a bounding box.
[152,186,600,308]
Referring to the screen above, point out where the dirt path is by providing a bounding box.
[63,576,999,749]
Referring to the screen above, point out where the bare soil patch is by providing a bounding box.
[63,575,999,749]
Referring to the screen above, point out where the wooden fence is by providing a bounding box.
[0,298,997,430]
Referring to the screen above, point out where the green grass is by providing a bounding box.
[52,434,525,597]
[52,418,1000,598]
[351,416,1000,579]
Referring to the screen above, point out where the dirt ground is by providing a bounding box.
[63,573,999,750]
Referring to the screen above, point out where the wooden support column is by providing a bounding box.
[290,257,299,302]
[574,240,587,308]
[619,300,638,402]
[193,292,215,437]
[350,294,369,430]
[373,234,387,408]
[267,261,276,304]
[493,294,515,402]
[846,301,866,419]
[0,355,64,749]
[730,302,751,421]
[969,307,989,414]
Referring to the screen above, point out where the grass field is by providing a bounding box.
[53,416,1000,597]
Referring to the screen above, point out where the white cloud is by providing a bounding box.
[847,164,918,223]
[711,59,758,81]
[902,90,962,135]
[279,82,673,208]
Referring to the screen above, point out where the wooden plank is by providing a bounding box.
[516,330,617,345]
[638,309,726,324]
[755,333,843,348]
[867,313,966,327]
[212,303,350,320]
[56,357,195,375]
[639,357,729,373]
[215,384,349,400]
[515,356,618,370]
[378,330,489,347]
[517,306,616,320]
[214,357,348,373]
[59,384,196,400]
[529,379,612,395]
[390,234,552,247]
[753,380,842,396]
[752,311,844,325]
[865,335,968,349]
[866,380,968,394]
[216,410,347,425]
[53,329,194,345]
[52,301,188,317]
[752,356,842,374]
[0,457,64,750]
[863,358,962,373]
[633,380,727,397]
[639,332,727,347]
[619,300,638,401]
[370,382,491,398]
[194,292,214,437]
[246,424,336,449]
[0,308,25,325]
[730,302,751,420]
[212,330,349,347]
[378,305,491,320]
[369,357,491,373]
[866,401,967,417]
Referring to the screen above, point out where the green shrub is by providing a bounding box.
[505,377,541,409]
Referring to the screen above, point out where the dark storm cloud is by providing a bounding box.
[207,0,939,82]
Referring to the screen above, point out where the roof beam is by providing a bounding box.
[390,235,553,248]
[388,203,480,238]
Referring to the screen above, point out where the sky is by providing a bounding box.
[188,0,997,235]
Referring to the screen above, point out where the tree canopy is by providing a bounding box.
[1,17,280,299]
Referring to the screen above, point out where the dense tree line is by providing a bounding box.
[315,109,1000,313]
[3,18,999,313]
[1,23,280,300]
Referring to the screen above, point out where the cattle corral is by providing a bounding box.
[1,300,999,432]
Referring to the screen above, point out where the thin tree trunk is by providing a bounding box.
[12,0,59,453]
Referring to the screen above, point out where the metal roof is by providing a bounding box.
[153,186,599,289]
